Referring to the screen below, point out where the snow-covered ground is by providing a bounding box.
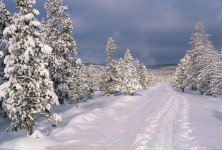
[0,84,222,150]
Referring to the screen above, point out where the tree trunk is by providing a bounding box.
[181,88,184,92]
[25,123,33,136]
[76,99,79,109]
[200,91,204,95]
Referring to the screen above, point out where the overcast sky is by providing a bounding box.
[3,0,222,65]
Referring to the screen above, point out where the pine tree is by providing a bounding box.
[102,37,119,96]
[133,58,141,71]
[0,0,11,83]
[106,37,116,66]
[118,49,142,95]
[71,59,86,104]
[138,63,149,89]
[209,52,222,97]
[0,0,11,39]
[44,0,77,104]
[196,41,217,95]
[184,20,211,93]
[173,54,191,92]
[2,0,61,136]
[85,65,100,99]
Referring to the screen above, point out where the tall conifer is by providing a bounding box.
[44,0,77,103]
[3,0,61,136]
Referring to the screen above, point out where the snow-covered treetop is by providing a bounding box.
[75,58,84,74]
[190,20,210,48]
[0,0,11,38]
[45,0,67,18]
[106,37,116,65]
[4,0,48,58]
[44,0,66,39]
[61,14,77,55]
[187,20,213,66]
[124,49,133,64]
[16,0,36,9]
[195,20,206,34]
[44,0,77,56]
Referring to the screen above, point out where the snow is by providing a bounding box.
[0,51,3,58]
[0,84,222,149]
[41,45,52,54]
[0,82,9,98]
[31,130,44,138]
[33,9,39,16]
[30,20,41,27]
[3,25,16,36]
[24,13,34,21]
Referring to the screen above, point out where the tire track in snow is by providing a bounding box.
[105,85,197,150]
[174,92,196,149]
[47,84,196,150]
[154,87,196,150]
[133,85,180,150]
[133,85,196,150]
[102,88,161,150]
[102,85,172,150]
[156,89,180,150]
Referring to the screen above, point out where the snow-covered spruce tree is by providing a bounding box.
[118,59,126,80]
[173,53,191,92]
[138,63,149,89]
[71,59,86,104]
[44,0,77,104]
[184,20,211,93]
[196,39,217,95]
[133,58,143,84]
[85,65,100,99]
[101,37,120,96]
[0,0,11,39]
[0,0,11,83]
[133,58,141,71]
[209,52,222,97]
[3,0,61,136]
[97,66,107,91]
[118,49,142,95]
[101,61,120,96]
[106,37,116,66]
[133,59,152,87]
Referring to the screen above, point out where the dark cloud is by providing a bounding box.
[3,0,222,65]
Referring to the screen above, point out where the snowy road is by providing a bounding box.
[47,84,192,150]
[1,84,222,150]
